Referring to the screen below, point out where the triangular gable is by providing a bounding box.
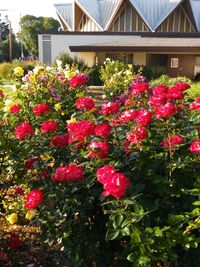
[98,0,123,29]
[76,0,103,30]
[191,0,200,31]
[129,0,183,31]
[54,3,73,30]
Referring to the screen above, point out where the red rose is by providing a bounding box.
[39,169,49,180]
[102,172,131,199]
[25,157,39,169]
[67,120,95,145]
[189,98,200,111]
[167,86,185,100]
[0,89,4,99]
[69,74,89,88]
[0,252,9,262]
[189,140,200,155]
[14,122,33,139]
[97,165,117,184]
[33,103,50,116]
[118,109,136,124]
[88,141,109,158]
[14,187,24,196]
[126,126,148,144]
[25,189,44,209]
[131,82,149,97]
[76,97,95,111]
[152,84,168,95]
[162,134,184,148]
[133,110,152,126]
[41,120,58,133]
[52,164,84,182]
[175,82,190,91]
[148,95,167,107]
[8,234,21,249]
[102,102,120,116]
[10,104,21,114]
[155,103,178,118]
[95,123,111,138]
[51,134,68,147]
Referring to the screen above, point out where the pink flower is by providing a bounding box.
[88,141,109,158]
[52,164,84,182]
[14,122,33,140]
[33,103,50,116]
[69,74,89,88]
[162,134,184,148]
[102,102,120,116]
[126,126,148,144]
[76,97,95,111]
[50,134,68,147]
[148,95,167,107]
[189,140,200,155]
[97,165,117,184]
[155,103,178,118]
[175,82,190,91]
[95,123,111,138]
[189,98,200,111]
[41,120,58,133]
[8,234,21,249]
[131,82,149,97]
[133,110,152,126]
[25,189,44,209]
[10,104,21,114]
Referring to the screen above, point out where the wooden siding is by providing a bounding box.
[156,5,195,32]
[77,13,101,31]
[109,1,150,32]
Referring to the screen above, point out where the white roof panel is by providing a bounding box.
[99,0,121,28]
[191,0,200,30]
[129,0,183,31]
[76,0,103,29]
[54,3,73,30]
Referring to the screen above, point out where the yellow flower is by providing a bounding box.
[25,210,36,220]
[13,67,24,77]
[54,103,61,111]
[4,99,15,112]
[64,70,75,79]
[67,117,77,124]
[29,75,36,83]
[7,213,18,224]
[33,65,45,75]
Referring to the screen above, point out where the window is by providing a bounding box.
[42,35,51,64]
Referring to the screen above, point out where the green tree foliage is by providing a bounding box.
[20,15,60,56]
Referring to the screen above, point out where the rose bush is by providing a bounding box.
[0,63,200,267]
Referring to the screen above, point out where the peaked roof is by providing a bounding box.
[129,0,183,31]
[76,0,103,29]
[54,3,74,30]
[191,0,200,31]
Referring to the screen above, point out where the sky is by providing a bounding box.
[0,0,62,33]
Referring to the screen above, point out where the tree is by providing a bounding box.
[0,20,21,62]
[20,15,60,56]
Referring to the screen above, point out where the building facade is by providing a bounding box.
[38,0,200,79]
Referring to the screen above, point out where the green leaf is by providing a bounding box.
[154,226,163,237]
[192,201,200,206]
[138,256,150,266]
[121,227,130,236]
[113,214,124,228]
[127,253,136,263]
[106,229,120,240]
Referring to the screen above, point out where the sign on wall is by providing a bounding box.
[171,58,179,68]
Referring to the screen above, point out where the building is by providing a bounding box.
[38,0,200,79]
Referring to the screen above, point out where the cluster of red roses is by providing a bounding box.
[69,73,89,88]
[97,165,131,199]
